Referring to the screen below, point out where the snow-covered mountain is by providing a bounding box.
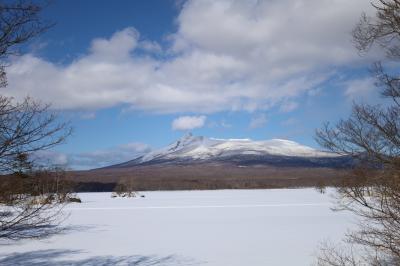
[109,133,349,168]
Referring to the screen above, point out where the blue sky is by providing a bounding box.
[4,0,383,169]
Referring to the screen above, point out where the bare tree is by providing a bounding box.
[315,1,400,265]
[112,178,137,198]
[0,100,72,242]
[0,0,52,87]
[0,167,75,240]
[316,240,392,266]
[0,97,70,173]
[0,1,74,241]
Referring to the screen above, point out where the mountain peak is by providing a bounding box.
[181,132,193,140]
[107,134,347,169]
[169,133,203,151]
[134,134,338,164]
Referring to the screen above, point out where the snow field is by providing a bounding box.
[1,189,355,266]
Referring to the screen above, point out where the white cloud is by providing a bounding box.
[279,101,299,113]
[80,112,96,119]
[139,40,162,53]
[70,142,151,169]
[90,27,139,61]
[172,115,206,130]
[34,150,69,166]
[344,77,377,101]
[34,142,151,170]
[249,113,267,129]
[208,119,232,129]
[4,0,377,113]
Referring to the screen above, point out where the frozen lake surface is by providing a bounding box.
[0,189,354,265]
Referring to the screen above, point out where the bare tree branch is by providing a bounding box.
[316,1,400,264]
[0,1,74,242]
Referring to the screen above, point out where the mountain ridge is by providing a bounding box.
[106,133,349,169]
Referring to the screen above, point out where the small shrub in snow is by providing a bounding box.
[112,179,137,198]
[67,197,82,203]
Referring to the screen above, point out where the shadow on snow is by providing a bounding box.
[0,249,203,265]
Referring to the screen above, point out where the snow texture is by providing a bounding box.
[1,189,354,265]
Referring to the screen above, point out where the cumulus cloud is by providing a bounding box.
[249,113,267,129]
[172,115,206,130]
[5,0,376,113]
[90,28,139,61]
[138,40,162,53]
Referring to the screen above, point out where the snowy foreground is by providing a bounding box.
[0,189,355,266]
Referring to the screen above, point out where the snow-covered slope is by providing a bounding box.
[112,133,341,168]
